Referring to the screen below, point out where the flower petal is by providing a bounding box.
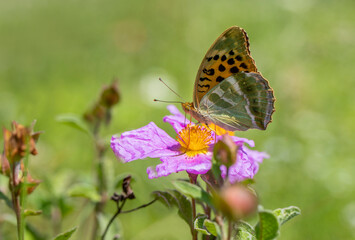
[147,153,212,179]
[221,145,269,183]
[231,136,255,148]
[163,105,192,133]
[111,122,179,162]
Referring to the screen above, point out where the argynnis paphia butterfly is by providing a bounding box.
[182,26,275,131]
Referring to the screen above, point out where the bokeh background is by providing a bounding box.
[0,0,354,239]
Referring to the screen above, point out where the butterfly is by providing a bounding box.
[182,26,275,131]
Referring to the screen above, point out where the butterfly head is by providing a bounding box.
[182,102,209,125]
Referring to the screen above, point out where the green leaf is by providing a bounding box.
[235,221,256,240]
[193,215,220,237]
[204,219,220,237]
[153,190,193,228]
[0,191,13,209]
[273,206,301,225]
[53,227,77,240]
[173,181,213,207]
[255,210,279,240]
[194,214,210,235]
[24,209,42,217]
[56,114,90,135]
[239,178,255,186]
[67,183,101,202]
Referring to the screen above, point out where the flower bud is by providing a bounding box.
[122,175,135,199]
[26,171,41,194]
[99,80,120,108]
[216,184,257,220]
[213,134,238,168]
[0,153,10,176]
[3,121,40,163]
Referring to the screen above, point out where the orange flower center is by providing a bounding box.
[177,124,213,157]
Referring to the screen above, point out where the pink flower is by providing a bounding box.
[111,105,268,182]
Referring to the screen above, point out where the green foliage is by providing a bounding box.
[173,180,213,207]
[235,221,256,240]
[194,214,211,235]
[204,219,221,237]
[255,210,280,240]
[56,114,90,135]
[273,206,301,226]
[24,209,42,217]
[153,190,193,228]
[193,214,221,237]
[67,183,101,202]
[53,227,77,240]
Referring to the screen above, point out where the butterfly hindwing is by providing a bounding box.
[198,72,275,131]
[193,26,258,108]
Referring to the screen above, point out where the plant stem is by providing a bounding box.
[120,199,157,214]
[101,200,126,240]
[10,161,23,240]
[19,148,30,240]
[227,220,232,240]
[189,174,198,240]
[91,135,108,240]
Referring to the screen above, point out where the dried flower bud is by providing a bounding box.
[83,81,120,127]
[111,192,124,202]
[0,153,10,176]
[3,121,40,163]
[216,184,258,220]
[122,175,135,199]
[26,171,41,194]
[213,134,238,168]
[99,80,120,108]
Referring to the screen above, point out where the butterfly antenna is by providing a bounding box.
[154,99,184,104]
[159,78,186,102]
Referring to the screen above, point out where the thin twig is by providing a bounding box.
[101,199,126,240]
[227,219,232,240]
[120,199,157,214]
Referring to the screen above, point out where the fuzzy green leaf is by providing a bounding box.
[67,183,101,202]
[204,219,220,237]
[153,190,193,228]
[273,206,301,225]
[173,181,213,207]
[255,210,279,240]
[56,114,90,135]
[53,227,77,240]
[235,220,256,240]
[194,214,210,235]
[24,209,42,217]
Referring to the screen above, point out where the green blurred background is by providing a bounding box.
[0,0,354,239]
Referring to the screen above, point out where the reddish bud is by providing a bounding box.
[216,184,258,220]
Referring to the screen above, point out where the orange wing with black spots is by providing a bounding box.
[193,26,258,107]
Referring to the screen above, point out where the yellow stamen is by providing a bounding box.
[202,123,234,136]
[177,124,213,158]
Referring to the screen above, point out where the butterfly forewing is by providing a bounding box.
[199,72,275,131]
[193,26,258,108]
